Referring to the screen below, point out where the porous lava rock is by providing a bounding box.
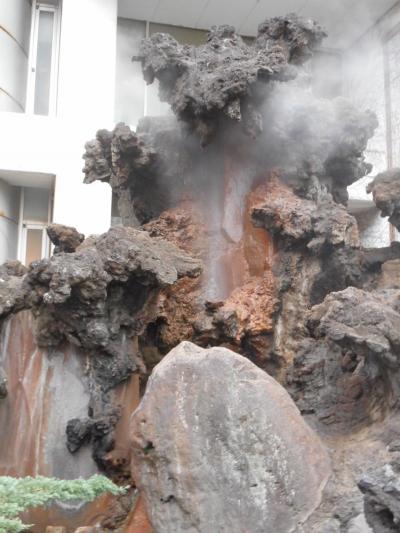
[137,14,326,143]
[0,226,201,357]
[131,341,331,533]
[367,168,400,231]
[47,223,85,253]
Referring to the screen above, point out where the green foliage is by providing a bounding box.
[0,474,125,533]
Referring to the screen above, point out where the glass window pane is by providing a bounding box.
[34,10,54,116]
[23,187,50,222]
[25,228,43,265]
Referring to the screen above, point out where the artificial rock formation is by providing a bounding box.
[2,10,400,533]
[131,342,331,533]
[0,224,200,490]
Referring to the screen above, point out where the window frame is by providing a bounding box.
[26,1,61,116]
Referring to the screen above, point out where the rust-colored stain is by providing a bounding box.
[0,311,142,532]
[124,494,153,533]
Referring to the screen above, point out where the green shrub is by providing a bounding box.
[0,474,125,532]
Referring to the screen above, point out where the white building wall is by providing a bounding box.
[0,0,31,112]
[0,0,117,239]
[345,3,400,198]
[52,0,117,235]
[344,3,400,247]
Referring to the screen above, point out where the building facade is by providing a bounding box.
[0,0,399,265]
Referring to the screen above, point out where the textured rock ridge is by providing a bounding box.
[131,341,331,533]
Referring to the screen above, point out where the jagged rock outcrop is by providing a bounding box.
[289,287,400,428]
[0,260,28,319]
[0,226,201,357]
[47,223,85,253]
[131,341,331,533]
[83,118,191,225]
[0,226,201,480]
[252,179,360,251]
[136,14,326,143]
[359,458,400,532]
[367,168,400,231]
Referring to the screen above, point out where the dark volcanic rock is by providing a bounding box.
[0,260,28,318]
[18,226,201,356]
[131,341,331,533]
[137,14,326,143]
[252,179,360,251]
[359,459,400,532]
[83,119,190,225]
[47,223,85,253]
[367,168,400,231]
[290,287,400,429]
[0,226,200,476]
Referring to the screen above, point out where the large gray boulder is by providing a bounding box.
[130,341,331,533]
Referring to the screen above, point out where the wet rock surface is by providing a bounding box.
[131,342,331,533]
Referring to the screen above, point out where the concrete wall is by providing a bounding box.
[345,2,400,200]
[51,0,117,235]
[344,3,400,246]
[0,179,20,263]
[0,0,31,112]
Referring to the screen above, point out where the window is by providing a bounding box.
[18,187,52,266]
[22,223,50,265]
[26,1,61,116]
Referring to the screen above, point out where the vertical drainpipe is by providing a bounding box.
[17,188,24,262]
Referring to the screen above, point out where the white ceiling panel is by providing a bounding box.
[152,0,208,29]
[195,0,258,31]
[238,0,305,36]
[0,169,54,189]
[118,0,160,22]
[118,0,400,49]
